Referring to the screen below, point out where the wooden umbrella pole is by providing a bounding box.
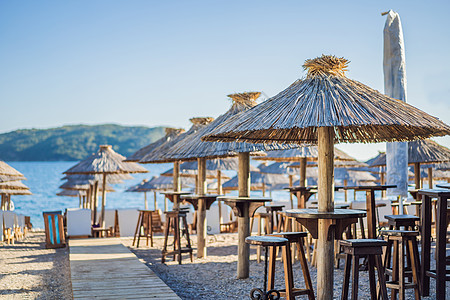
[428,167,433,189]
[237,152,251,279]
[153,191,158,210]
[144,192,148,210]
[101,173,107,228]
[78,195,81,208]
[173,161,181,209]
[217,170,223,224]
[380,172,386,198]
[289,174,293,206]
[414,162,421,189]
[93,181,98,224]
[317,126,335,300]
[344,179,348,202]
[299,157,307,187]
[197,157,207,258]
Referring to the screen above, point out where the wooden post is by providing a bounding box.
[380,172,386,198]
[217,170,223,224]
[414,162,421,189]
[344,179,348,202]
[262,181,266,197]
[144,192,148,210]
[1,194,5,210]
[173,161,181,209]
[78,195,82,208]
[101,173,107,228]
[427,167,433,189]
[197,157,207,258]
[153,191,158,210]
[317,126,335,300]
[237,152,251,279]
[299,157,307,187]
[289,174,294,208]
[93,181,98,224]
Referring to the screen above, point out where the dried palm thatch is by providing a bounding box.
[203,55,450,144]
[60,180,115,192]
[178,157,239,171]
[222,171,288,191]
[139,117,214,163]
[254,147,354,162]
[64,145,148,174]
[158,92,295,162]
[0,180,30,190]
[62,173,130,184]
[56,189,86,197]
[334,168,377,183]
[259,162,297,175]
[160,167,230,180]
[370,139,450,167]
[0,174,26,183]
[0,161,24,177]
[0,188,32,195]
[125,127,185,162]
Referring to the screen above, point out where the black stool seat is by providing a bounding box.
[380,230,419,237]
[269,231,307,240]
[340,239,387,247]
[245,236,288,247]
[384,215,419,221]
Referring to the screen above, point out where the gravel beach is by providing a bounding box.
[0,231,446,299]
[0,232,72,300]
[124,233,446,300]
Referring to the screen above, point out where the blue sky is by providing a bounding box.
[0,1,449,160]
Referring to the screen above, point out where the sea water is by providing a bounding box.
[7,161,376,229]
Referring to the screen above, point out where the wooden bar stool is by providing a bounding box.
[269,232,315,299]
[132,210,156,248]
[246,235,314,300]
[384,215,419,230]
[339,239,388,300]
[380,230,420,300]
[250,212,271,263]
[161,210,193,264]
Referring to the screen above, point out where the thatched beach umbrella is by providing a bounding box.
[0,174,26,182]
[370,139,450,190]
[203,55,450,298]
[0,161,24,178]
[139,117,214,208]
[125,127,185,162]
[155,92,291,266]
[64,145,148,227]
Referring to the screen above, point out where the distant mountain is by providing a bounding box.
[0,124,166,161]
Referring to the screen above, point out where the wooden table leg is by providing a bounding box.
[436,195,447,299]
[237,203,250,279]
[420,195,431,296]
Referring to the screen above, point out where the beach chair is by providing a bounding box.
[117,209,139,237]
[3,211,16,244]
[93,209,119,237]
[43,211,66,248]
[66,208,92,238]
[16,214,26,238]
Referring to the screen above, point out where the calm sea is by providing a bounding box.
[7,161,375,229]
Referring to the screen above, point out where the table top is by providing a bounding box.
[181,194,221,200]
[285,208,366,219]
[309,203,350,209]
[417,188,450,197]
[265,204,285,209]
[285,186,317,192]
[436,183,450,189]
[335,184,397,191]
[160,191,192,195]
[217,196,272,203]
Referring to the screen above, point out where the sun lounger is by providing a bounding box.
[43,211,66,248]
[117,209,139,237]
[93,209,119,237]
[66,208,92,238]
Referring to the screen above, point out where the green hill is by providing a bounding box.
[0,124,166,161]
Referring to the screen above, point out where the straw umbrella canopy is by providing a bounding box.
[139,117,214,203]
[57,189,86,197]
[125,127,185,162]
[203,55,450,298]
[0,174,26,182]
[62,173,133,183]
[64,145,148,226]
[0,180,29,190]
[369,139,450,189]
[152,92,292,264]
[0,161,24,177]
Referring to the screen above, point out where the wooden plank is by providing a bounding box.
[69,238,180,299]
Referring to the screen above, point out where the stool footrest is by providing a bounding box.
[425,270,450,280]
[386,281,417,289]
[278,288,313,297]
[162,248,194,255]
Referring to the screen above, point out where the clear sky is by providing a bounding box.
[0,1,449,161]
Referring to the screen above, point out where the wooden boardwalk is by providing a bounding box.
[69,238,181,299]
